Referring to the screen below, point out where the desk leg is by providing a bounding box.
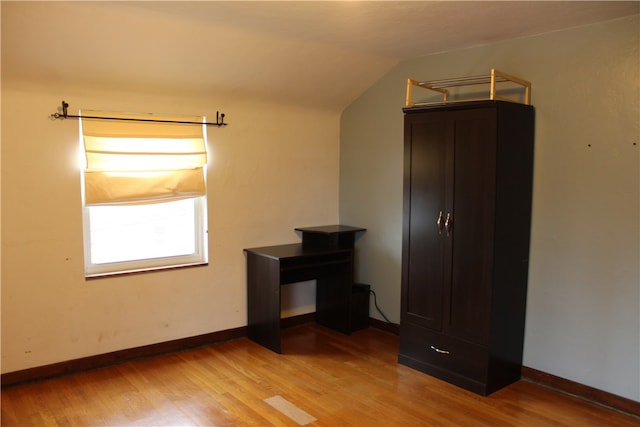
[316,264,352,334]
[246,252,282,353]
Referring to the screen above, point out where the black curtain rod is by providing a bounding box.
[49,101,227,127]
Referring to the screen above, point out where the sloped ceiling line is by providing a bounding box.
[2,1,638,110]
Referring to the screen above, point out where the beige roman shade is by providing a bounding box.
[81,111,207,206]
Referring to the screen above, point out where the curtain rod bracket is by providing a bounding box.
[49,100,228,127]
[49,100,70,120]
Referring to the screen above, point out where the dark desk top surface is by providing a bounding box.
[244,243,352,260]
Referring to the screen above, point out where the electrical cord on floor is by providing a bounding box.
[369,289,393,324]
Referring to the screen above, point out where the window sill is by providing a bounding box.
[85,262,208,280]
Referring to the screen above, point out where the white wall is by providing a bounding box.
[340,16,639,401]
[1,79,339,373]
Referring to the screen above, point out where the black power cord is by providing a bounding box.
[369,289,393,324]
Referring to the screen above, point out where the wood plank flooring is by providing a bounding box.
[2,324,638,426]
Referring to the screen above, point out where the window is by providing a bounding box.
[80,111,208,277]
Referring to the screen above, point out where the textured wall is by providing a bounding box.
[340,15,639,401]
[1,82,339,373]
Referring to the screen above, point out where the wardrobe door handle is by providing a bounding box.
[436,211,444,235]
[444,212,452,236]
[430,345,450,355]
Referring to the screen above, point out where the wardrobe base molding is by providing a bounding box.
[398,354,489,396]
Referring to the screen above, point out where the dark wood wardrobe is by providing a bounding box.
[398,100,535,395]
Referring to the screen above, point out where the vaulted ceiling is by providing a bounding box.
[3,1,638,110]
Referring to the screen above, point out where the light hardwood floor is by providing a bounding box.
[2,324,638,426]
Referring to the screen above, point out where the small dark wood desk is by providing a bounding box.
[244,226,365,353]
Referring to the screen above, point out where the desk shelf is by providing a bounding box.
[295,225,366,250]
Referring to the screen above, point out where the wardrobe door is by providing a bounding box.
[444,109,497,345]
[402,112,453,331]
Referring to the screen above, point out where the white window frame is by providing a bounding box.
[83,196,208,277]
